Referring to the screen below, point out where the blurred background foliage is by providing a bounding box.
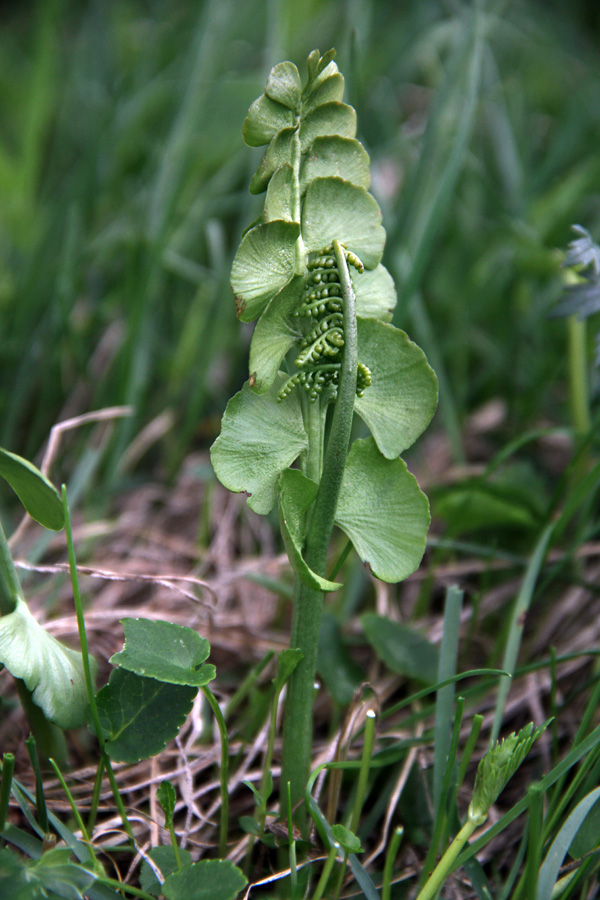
[1,0,599,491]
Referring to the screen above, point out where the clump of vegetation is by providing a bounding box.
[3,3,600,899]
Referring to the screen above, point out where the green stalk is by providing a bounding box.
[567,315,590,437]
[0,753,15,832]
[25,734,48,834]
[311,842,340,900]
[48,758,91,845]
[201,685,229,858]
[281,241,358,824]
[382,826,404,900]
[415,814,481,900]
[349,709,376,834]
[62,487,135,847]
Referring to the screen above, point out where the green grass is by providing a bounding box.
[2,1,600,898]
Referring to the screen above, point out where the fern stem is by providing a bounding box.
[281,241,358,826]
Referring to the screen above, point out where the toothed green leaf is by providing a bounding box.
[94,668,197,764]
[162,860,247,900]
[110,618,215,687]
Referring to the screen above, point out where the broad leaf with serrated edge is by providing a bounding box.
[302,178,385,269]
[162,860,247,900]
[243,94,294,147]
[0,447,63,530]
[140,846,193,896]
[0,596,94,729]
[355,320,438,458]
[335,438,430,582]
[279,469,342,592]
[231,220,299,322]
[110,618,215,687]
[249,276,304,394]
[94,668,196,763]
[210,375,308,515]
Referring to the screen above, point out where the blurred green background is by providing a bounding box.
[1,0,599,489]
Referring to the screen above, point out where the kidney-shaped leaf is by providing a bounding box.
[265,61,301,110]
[300,135,370,193]
[140,846,193,896]
[0,596,93,729]
[94,668,197,763]
[303,68,345,114]
[0,447,63,531]
[302,178,385,270]
[243,93,294,147]
[163,860,247,900]
[279,469,342,593]
[250,127,296,194]
[210,375,308,515]
[355,320,438,459]
[299,102,356,152]
[248,276,304,394]
[264,165,296,223]
[231,220,299,322]
[353,264,397,321]
[335,438,430,582]
[110,618,215,687]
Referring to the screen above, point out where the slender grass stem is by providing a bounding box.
[201,686,229,858]
[25,735,48,834]
[48,758,91,845]
[382,826,404,900]
[0,753,15,832]
[62,486,135,846]
[87,755,104,835]
[349,709,376,835]
[311,842,340,900]
[457,714,483,787]
[225,650,274,717]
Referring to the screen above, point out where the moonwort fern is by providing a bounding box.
[210,49,438,820]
